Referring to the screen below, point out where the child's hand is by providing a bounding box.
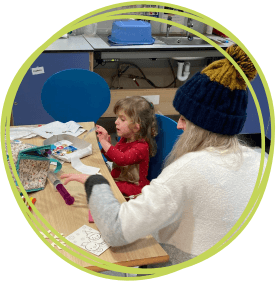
[98,133,110,143]
[60,173,89,185]
[96,125,111,143]
[96,125,108,137]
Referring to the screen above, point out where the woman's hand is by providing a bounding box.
[60,173,90,185]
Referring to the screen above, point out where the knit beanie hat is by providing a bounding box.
[173,44,257,135]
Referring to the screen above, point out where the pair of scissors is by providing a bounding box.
[82,126,96,140]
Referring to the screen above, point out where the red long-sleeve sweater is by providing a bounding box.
[103,137,150,197]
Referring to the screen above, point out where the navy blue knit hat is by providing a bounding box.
[173,44,257,135]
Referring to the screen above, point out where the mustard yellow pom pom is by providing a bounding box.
[202,44,257,91]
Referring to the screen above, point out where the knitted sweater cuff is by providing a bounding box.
[84,175,110,203]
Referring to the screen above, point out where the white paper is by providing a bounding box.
[53,140,73,147]
[142,95,160,105]
[127,95,160,105]
[9,127,38,140]
[31,66,45,75]
[32,121,85,139]
[65,121,81,134]
[66,225,109,256]
[50,159,64,165]
[52,144,92,163]
[71,152,100,175]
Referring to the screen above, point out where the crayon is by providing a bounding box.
[28,197,36,211]
[88,210,94,223]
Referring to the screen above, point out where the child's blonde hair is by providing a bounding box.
[164,116,244,168]
[114,96,158,157]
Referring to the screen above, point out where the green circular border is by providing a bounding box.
[1,1,274,279]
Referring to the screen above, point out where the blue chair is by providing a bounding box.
[147,114,182,181]
[41,69,110,123]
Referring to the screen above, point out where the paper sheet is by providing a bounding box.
[9,127,38,140]
[71,152,100,175]
[66,225,109,256]
[32,121,86,139]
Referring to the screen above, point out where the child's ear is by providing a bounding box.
[133,123,140,133]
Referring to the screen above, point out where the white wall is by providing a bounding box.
[76,6,206,35]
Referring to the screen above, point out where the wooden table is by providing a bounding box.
[18,122,169,272]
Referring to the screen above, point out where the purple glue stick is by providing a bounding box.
[48,171,75,205]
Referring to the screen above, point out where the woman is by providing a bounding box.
[61,44,265,265]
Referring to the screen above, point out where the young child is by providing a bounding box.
[96,96,158,199]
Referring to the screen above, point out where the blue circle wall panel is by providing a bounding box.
[41,69,110,123]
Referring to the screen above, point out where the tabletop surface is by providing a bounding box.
[17,122,169,272]
[45,35,94,51]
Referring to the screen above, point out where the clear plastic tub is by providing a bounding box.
[83,23,97,35]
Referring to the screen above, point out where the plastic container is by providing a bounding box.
[48,171,75,205]
[206,25,213,35]
[108,20,155,45]
[83,23,97,35]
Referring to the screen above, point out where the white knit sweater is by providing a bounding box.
[86,145,266,258]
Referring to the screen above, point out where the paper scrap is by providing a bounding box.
[31,66,45,75]
[71,154,100,175]
[9,127,38,140]
[32,121,85,139]
[66,225,109,256]
[50,159,64,165]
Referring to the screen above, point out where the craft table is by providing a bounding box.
[16,122,169,272]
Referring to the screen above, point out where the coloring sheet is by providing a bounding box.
[52,140,78,157]
[66,225,110,256]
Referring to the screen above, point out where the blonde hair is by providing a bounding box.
[164,116,244,168]
[114,96,158,157]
